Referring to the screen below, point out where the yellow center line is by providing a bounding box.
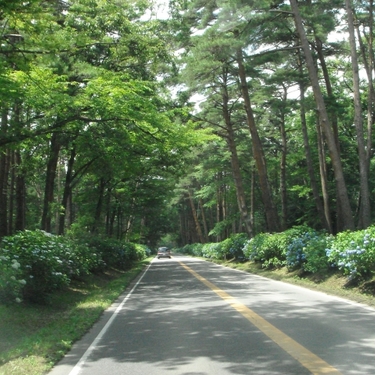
[179,261,342,375]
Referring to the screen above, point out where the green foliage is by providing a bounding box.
[327,227,375,280]
[243,226,314,269]
[0,230,147,304]
[220,233,249,260]
[179,233,249,261]
[178,225,375,283]
[286,230,332,273]
[0,230,105,303]
[201,242,226,259]
[179,243,204,256]
[73,235,147,270]
[0,251,24,304]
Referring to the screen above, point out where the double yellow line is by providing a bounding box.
[179,261,342,375]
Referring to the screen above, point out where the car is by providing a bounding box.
[157,247,171,259]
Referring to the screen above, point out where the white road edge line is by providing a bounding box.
[68,261,153,375]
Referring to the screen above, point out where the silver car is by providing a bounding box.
[157,247,171,259]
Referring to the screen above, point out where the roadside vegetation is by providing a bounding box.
[178,225,375,308]
[0,230,151,375]
[2,1,375,373]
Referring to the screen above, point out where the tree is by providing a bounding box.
[345,0,371,228]
[289,0,355,231]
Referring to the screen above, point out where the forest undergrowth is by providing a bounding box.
[0,259,151,375]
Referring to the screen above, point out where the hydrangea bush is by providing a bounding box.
[80,236,147,270]
[201,242,225,259]
[0,250,25,303]
[327,227,375,280]
[286,230,332,273]
[222,233,248,260]
[179,243,203,256]
[0,230,148,304]
[243,226,312,269]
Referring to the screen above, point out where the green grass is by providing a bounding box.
[0,258,152,375]
[206,258,375,308]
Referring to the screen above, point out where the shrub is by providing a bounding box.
[285,234,307,270]
[0,231,106,303]
[0,231,148,304]
[303,232,332,273]
[243,233,268,262]
[327,227,375,280]
[0,231,74,303]
[0,250,25,303]
[80,236,147,270]
[222,233,248,260]
[287,230,331,273]
[201,242,225,259]
[286,230,331,273]
[243,226,313,269]
[179,243,203,256]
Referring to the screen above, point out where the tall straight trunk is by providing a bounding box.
[105,186,112,236]
[236,44,280,232]
[316,119,332,232]
[41,133,61,232]
[314,36,344,229]
[290,0,354,231]
[355,16,374,170]
[109,206,116,237]
[298,56,331,232]
[279,86,288,231]
[0,107,9,238]
[216,174,224,242]
[345,0,371,229]
[355,4,374,221]
[188,188,205,244]
[314,38,340,150]
[58,147,76,235]
[250,165,255,232]
[8,150,15,234]
[355,4,375,125]
[11,104,25,232]
[92,177,106,233]
[15,151,25,231]
[357,18,375,169]
[221,73,253,237]
[199,198,209,241]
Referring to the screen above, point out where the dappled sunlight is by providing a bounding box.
[50,256,375,375]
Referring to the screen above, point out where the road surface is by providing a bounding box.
[49,254,375,375]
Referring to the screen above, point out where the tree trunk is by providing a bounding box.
[236,44,280,232]
[298,56,331,232]
[250,165,255,232]
[316,118,332,232]
[355,3,374,222]
[290,0,354,231]
[345,0,371,229]
[199,198,209,241]
[313,36,344,229]
[58,147,76,235]
[0,108,9,238]
[41,132,62,232]
[92,177,106,233]
[279,86,288,231]
[15,151,26,231]
[188,188,205,243]
[216,174,224,242]
[8,150,15,234]
[222,72,253,236]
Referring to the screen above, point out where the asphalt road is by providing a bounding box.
[49,254,375,375]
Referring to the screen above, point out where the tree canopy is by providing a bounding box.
[1,0,374,247]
